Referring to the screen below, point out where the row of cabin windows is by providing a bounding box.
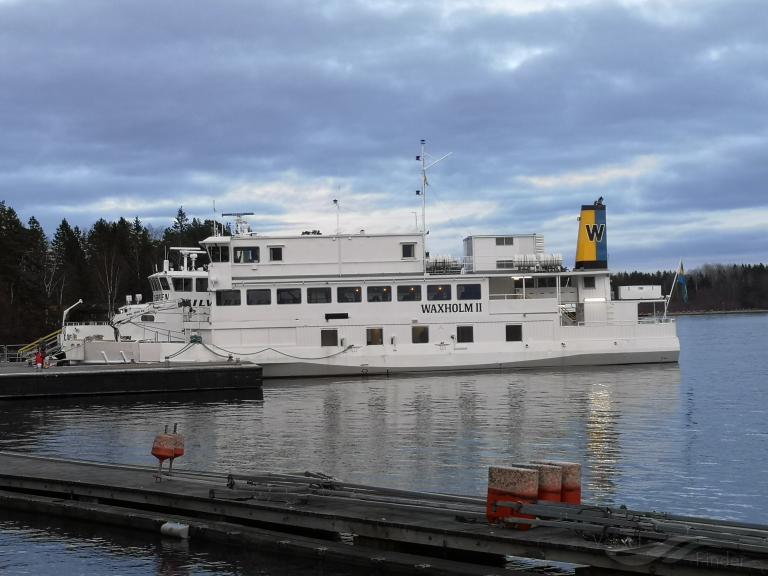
[210,243,416,263]
[209,245,283,264]
[215,283,483,306]
[151,277,209,293]
[319,324,523,346]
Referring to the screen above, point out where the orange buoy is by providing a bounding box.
[486,466,538,529]
[152,424,185,479]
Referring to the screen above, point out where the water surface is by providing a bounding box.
[1,313,766,574]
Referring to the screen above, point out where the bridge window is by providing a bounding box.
[277,288,301,304]
[583,276,596,289]
[269,246,283,262]
[456,326,473,343]
[402,243,416,258]
[308,287,332,303]
[412,326,429,344]
[366,328,383,346]
[496,237,514,246]
[196,278,208,292]
[209,245,230,263]
[140,314,155,322]
[457,284,481,300]
[397,285,422,301]
[367,286,391,302]
[337,286,362,303]
[216,290,241,306]
[506,325,522,342]
[234,247,259,264]
[427,285,451,301]
[321,329,338,347]
[172,278,192,292]
[158,277,170,290]
[246,289,271,305]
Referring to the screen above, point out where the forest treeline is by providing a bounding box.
[0,202,219,342]
[1,201,766,343]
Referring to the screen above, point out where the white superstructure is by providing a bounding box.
[141,205,678,377]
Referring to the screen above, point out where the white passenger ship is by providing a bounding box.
[61,197,679,376]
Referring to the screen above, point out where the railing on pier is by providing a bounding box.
[0,344,25,363]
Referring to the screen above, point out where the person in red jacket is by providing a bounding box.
[34,350,43,369]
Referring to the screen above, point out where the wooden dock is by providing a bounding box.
[0,362,263,399]
[0,452,765,575]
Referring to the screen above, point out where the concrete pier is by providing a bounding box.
[0,451,766,575]
[0,362,262,399]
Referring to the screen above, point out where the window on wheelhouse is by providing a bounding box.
[397,285,422,301]
[337,286,362,303]
[412,326,429,343]
[216,290,241,306]
[427,285,451,301]
[140,314,155,322]
[496,237,514,246]
[269,246,283,262]
[277,288,301,304]
[367,328,383,345]
[321,329,338,347]
[401,243,416,258]
[158,277,170,290]
[208,245,230,263]
[456,325,473,343]
[234,247,259,264]
[506,324,522,342]
[367,286,391,302]
[308,287,332,303]
[583,276,596,289]
[172,278,192,292]
[457,284,481,300]
[196,278,208,293]
[246,289,271,305]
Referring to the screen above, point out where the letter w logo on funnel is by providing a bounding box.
[585,224,605,242]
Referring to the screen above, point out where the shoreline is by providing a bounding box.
[667,309,768,317]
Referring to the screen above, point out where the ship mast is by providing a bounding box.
[416,139,452,274]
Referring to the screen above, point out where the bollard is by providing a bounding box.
[529,463,563,502]
[533,460,582,504]
[486,466,538,529]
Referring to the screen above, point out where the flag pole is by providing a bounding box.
[664,259,681,319]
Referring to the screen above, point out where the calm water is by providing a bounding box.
[1,313,766,574]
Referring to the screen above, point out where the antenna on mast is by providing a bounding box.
[415,139,452,273]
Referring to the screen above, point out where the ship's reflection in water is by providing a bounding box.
[0,365,682,509]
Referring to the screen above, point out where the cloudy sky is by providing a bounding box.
[1,0,766,270]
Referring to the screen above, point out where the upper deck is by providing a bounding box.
[201,232,426,289]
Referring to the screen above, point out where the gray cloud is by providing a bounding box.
[0,0,766,269]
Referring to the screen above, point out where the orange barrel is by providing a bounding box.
[151,433,176,462]
[533,460,582,504]
[530,463,563,502]
[486,466,538,529]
